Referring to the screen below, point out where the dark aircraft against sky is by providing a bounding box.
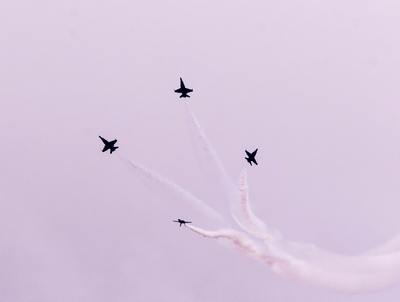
[174,77,193,98]
[99,136,119,154]
[245,148,258,166]
[173,219,192,227]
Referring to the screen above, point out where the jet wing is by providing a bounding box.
[245,150,252,157]
[110,139,117,144]
[251,149,258,156]
[99,136,108,144]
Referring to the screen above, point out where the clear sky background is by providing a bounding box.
[2,0,400,301]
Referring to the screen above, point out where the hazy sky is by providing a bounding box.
[2,0,400,301]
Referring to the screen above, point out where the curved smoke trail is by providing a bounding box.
[364,236,400,256]
[118,155,225,224]
[231,168,281,241]
[226,168,400,292]
[188,207,400,293]
[186,225,286,269]
[126,108,400,293]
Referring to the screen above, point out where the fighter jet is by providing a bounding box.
[174,77,193,98]
[99,136,119,154]
[245,148,258,166]
[173,219,192,227]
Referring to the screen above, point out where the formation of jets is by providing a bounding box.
[99,77,260,227]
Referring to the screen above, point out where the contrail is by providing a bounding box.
[279,244,400,293]
[186,224,284,268]
[125,107,400,293]
[185,103,236,203]
[118,155,225,223]
[188,223,400,293]
[231,168,280,240]
[230,169,400,292]
[182,129,400,292]
[364,236,400,256]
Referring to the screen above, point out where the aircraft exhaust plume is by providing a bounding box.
[230,168,279,240]
[188,223,400,293]
[229,169,400,292]
[364,236,400,256]
[126,108,400,293]
[186,225,280,267]
[118,155,225,223]
[185,104,236,202]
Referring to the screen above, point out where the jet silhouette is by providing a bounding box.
[174,77,193,98]
[99,136,119,154]
[245,148,258,166]
[173,219,192,227]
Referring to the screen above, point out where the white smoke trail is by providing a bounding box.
[364,236,400,256]
[118,155,225,223]
[186,225,286,269]
[277,243,400,292]
[181,121,400,292]
[231,168,281,240]
[225,169,400,292]
[188,223,400,293]
[126,107,400,293]
[185,104,236,202]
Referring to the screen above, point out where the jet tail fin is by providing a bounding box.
[245,158,252,166]
[110,146,119,154]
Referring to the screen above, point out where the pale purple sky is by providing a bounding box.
[2,0,400,301]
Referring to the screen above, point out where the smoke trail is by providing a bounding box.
[180,141,400,292]
[229,169,400,292]
[231,168,281,240]
[188,223,400,292]
[125,106,400,293]
[280,243,400,293]
[364,236,400,256]
[118,155,225,223]
[186,225,286,269]
[185,104,236,203]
